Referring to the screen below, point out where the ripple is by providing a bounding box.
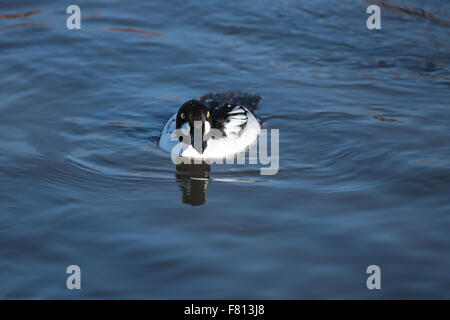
[104,27,167,37]
[0,10,42,19]
[0,22,52,32]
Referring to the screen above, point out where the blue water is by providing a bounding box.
[1,0,449,299]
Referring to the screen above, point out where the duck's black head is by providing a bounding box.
[176,99,212,154]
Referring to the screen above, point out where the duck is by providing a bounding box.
[159,92,261,159]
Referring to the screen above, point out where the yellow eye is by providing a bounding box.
[180,113,185,119]
[206,111,210,118]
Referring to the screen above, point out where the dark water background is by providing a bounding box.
[0,0,449,298]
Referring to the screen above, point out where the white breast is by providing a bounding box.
[159,107,260,159]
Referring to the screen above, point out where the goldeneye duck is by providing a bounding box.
[159,92,261,159]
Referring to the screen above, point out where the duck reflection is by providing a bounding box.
[175,162,211,206]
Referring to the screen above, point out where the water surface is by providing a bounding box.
[0,0,449,298]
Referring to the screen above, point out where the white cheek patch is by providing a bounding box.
[204,121,211,135]
[181,122,190,135]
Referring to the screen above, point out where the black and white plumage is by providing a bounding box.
[159,92,261,159]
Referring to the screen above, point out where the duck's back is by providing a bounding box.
[199,92,261,112]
